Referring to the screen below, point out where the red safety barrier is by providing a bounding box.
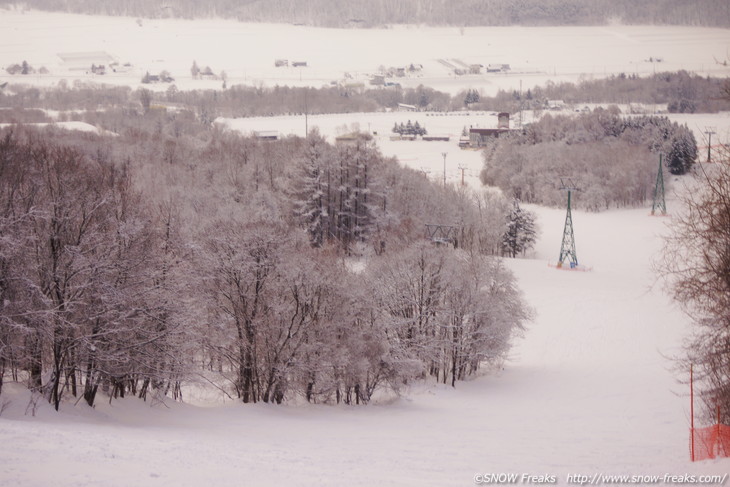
[690,424,730,461]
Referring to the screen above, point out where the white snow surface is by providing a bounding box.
[0,120,113,135]
[0,9,729,95]
[219,109,730,189]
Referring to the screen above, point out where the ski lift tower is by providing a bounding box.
[557,177,580,268]
[651,154,667,216]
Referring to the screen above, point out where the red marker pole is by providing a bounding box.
[691,364,695,462]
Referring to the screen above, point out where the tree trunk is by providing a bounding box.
[28,333,43,391]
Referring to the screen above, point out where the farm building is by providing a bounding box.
[254,130,279,140]
[466,112,514,147]
[335,132,373,146]
[423,135,450,141]
[486,63,510,73]
[57,51,116,71]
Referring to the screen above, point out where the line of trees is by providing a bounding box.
[391,120,427,137]
[658,79,730,422]
[2,73,728,126]
[4,0,729,27]
[459,72,730,116]
[660,143,730,423]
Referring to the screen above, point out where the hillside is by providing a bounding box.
[1,195,729,485]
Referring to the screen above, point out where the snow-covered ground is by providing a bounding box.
[219,109,730,188]
[2,9,730,486]
[0,120,113,135]
[1,9,729,96]
[2,180,729,486]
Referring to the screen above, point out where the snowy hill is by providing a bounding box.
[1,193,729,486]
[1,9,730,485]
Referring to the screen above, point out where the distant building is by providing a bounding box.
[254,130,279,140]
[369,75,385,86]
[423,135,450,141]
[274,59,288,67]
[335,132,372,146]
[486,63,510,73]
[397,103,417,112]
[547,100,565,110]
[292,61,307,67]
[57,51,116,71]
[467,112,513,147]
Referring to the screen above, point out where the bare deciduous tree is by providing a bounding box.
[660,144,730,422]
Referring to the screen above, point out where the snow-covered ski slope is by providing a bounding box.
[1,188,729,486]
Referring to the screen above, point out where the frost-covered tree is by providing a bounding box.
[481,111,695,209]
[293,132,330,247]
[0,130,185,410]
[502,199,537,258]
[440,253,529,386]
[292,132,382,252]
[366,242,530,387]
[664,124,697,175]
[464,89,480,105]
[660,144,730,423]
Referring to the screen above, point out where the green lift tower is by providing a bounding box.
[557,178,580,268]
[651,154,666,216]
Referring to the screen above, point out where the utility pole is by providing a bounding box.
[304,88,309,137]
[651,154,667,216]
[705,127,716,163]
[557,177,580,269]
[519,79,523,129]
[442,152,447,187]
[458,165,466,186]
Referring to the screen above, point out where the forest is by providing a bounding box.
[480,108,697,210]
[0,72,709,410]
[1,0,728,28]
[0,86,534,410]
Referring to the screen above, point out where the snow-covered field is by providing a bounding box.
[1,9,729,95]
[1,9,730,486]
[219,109,730,188]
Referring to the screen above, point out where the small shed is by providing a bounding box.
[254,130,279,140]
[423,135,450,142]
